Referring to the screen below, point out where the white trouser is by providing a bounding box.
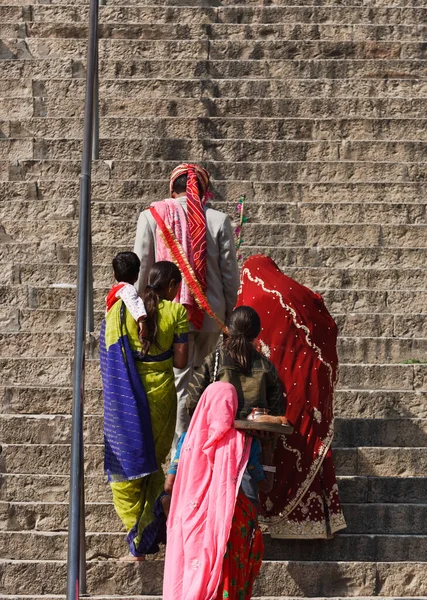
[172,331,220,453]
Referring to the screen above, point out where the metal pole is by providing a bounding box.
[86,208,94,334]
[79,437,87,596]
[66,0,98,597]
[92,47,99,161]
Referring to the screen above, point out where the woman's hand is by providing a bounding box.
[173,342,188,369]
[164,473,176,496]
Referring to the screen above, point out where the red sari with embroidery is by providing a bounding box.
[237,255,346,538]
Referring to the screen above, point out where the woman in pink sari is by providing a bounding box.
[237,254,346,539]
[163,381,272,600]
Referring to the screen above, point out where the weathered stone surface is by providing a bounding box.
[263,534,427,561]
[13,22,427,43]
[335,390,427,419]
[2,0,427,590]
[333,418,427,448]
[18,5,427,26]
[357,447,427,477]
[3,499,426,535]
[3,178,427,205]
[0,559,381,597]
[6,114,427,145]
[0,473,109,503]
[0,414,103,444]
[0,500,121,533]
[342,503,427,534]
[4,443,424,477]
[338,337,427,364]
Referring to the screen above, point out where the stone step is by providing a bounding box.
[3,329,427,364]
[1,355,426,388]
[2,57,427,81]
[4,244,427,273]
[5,137,427,164]
[2,385,427,419]
[2,5,426,26]
[2,22,427,43]
[4,200,427,228]
[5,93,427,119]
[2,472,426,504]
[1,413,426,447]
[2,501,427,535]
[1,306,427,340]
[3,285,427,315]
[1,530,427,562]
[4,38,427,62]
[1,559,426,597]
[5,79,427,102]
[263,535,427,562]
[6,115,427,144]
[3,159,427,186]
[5,263,427,291]
[3,216,427,248]
[2,179,427,205]
[2,443,427,477]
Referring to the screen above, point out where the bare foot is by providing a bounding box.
[119,553,145,562]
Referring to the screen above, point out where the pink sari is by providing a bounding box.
[163,382,251,600]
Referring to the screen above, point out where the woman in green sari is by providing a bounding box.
[101,260,189,560]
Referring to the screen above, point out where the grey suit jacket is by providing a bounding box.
[133,198,240,333]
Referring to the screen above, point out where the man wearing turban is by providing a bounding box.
[134,163,240,448]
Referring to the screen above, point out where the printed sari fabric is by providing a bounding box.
[100,298,189,555]
[163,382,260,600]
[237,255,346,539]
[214,490,264,600]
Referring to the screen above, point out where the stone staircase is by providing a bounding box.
[1,0,427,598]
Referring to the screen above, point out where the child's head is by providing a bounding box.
[223,306,261,375]
[112,252,140,285]
[146,261,182,301]
[227,306,261,341]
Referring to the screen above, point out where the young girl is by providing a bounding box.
[100,260,189,560]
[187,305,284,419]
[163,382,274,600]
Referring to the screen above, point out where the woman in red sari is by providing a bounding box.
[236,254,346,538]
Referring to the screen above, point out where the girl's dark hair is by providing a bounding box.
[222,306,261,375]
[140,261,182,356]
[112,251,140,283]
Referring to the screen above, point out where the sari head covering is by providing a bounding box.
[237,255,339,521]
[163,382,251,600]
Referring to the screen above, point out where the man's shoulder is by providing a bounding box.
[205,206,230,228]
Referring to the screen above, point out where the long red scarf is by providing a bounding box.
[166,163,209,328]
[149,205,226,333]
[237,255,338,517]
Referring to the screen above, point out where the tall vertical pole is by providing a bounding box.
[66,0,98,597]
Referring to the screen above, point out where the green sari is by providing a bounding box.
[104,298,189,556]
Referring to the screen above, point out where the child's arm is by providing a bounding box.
[116,283,147,323]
